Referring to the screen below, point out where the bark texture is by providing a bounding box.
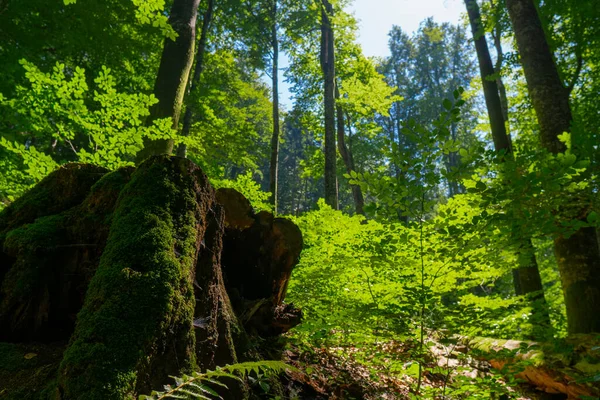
[465,0,551,333]
[136,0,202,162]
[269,0,280,213]
[0,157,303,399]
[177,0,215,159]
[505,0,569,154]
[335,86,364,215]
[506,0,600,334]
[464,0,510,153]
[320,0,338,209]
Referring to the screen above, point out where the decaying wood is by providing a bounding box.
[0,156,303,399]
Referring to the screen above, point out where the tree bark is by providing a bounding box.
[505,0,568,154]
[506,0,600,334]
[269,0,280,214]
[465,0,551,335]
[136,0,202,163]
[335,85,364,215]
[491,28,510,130]
[320,0,338,209]
[177,0,215,159]
[464,0,510,154]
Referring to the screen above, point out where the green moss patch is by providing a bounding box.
[58,157,209,399]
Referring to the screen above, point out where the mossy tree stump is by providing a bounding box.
[0,156,302,400]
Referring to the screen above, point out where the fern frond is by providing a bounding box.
[138,360,293,400]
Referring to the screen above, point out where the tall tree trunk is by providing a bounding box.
[465,0,550,334]
[177,0,215,159]
[506,0,600,334]
[488,0,510,129]
[320,0,338,209]
[334,85,364,215]
[391,75,407,223]
[492,30,510,129]
[135,0,202,163]
[269,0,280,214]
[465,0,510,153]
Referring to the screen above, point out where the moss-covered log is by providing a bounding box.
[0,156,303,399]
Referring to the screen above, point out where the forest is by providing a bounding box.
[0,0,599,399]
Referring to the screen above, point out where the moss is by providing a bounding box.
[68,167,135,243]
[0,164,108,235]
[0,342,28,371]
[3,214,66,256]
[58,157,207,399]
[0,214,69,341]
[0,164,107,293]
[0,342,65,400]
[0,166,135,343]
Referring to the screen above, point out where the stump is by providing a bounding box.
[0,156,302,399]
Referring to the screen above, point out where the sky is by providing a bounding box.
[349,0,465,58]
[279,0,466,108]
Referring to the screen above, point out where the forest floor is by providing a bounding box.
[0,338,566,399]
[280,339,557,399]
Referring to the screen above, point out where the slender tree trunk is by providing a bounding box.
[492,33,509,129]
[507,0,600,334]
[269,0,280,214]
[488,0,510,129]
[135,0,202,163]
[391,75,407,223]
[176,0,215,159]
[466,0,550,333]
[465,0,510,153]
[320,0,338,209]
[334,85,364,215]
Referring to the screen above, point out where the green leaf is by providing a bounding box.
[443,98,452,111]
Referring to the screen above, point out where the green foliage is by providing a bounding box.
[211,172,273,213]
[287,89,595,395]
[185,50,272,177]
[0,61,173,203]
[1,0,598,397]
[131,0,177,40]
[139,361,291,400]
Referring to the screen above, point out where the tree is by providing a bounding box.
[177,0,216,159]
[465,0,509,153]
[320,0,338,209]
[136,0,202,162]
[269,0,281,213]
[377,22,477,218]
[506,0,600,334]
[465,0,550,333]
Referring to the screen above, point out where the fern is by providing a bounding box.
[139,360,293,400]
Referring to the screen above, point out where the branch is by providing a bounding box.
[566,51,583,95]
